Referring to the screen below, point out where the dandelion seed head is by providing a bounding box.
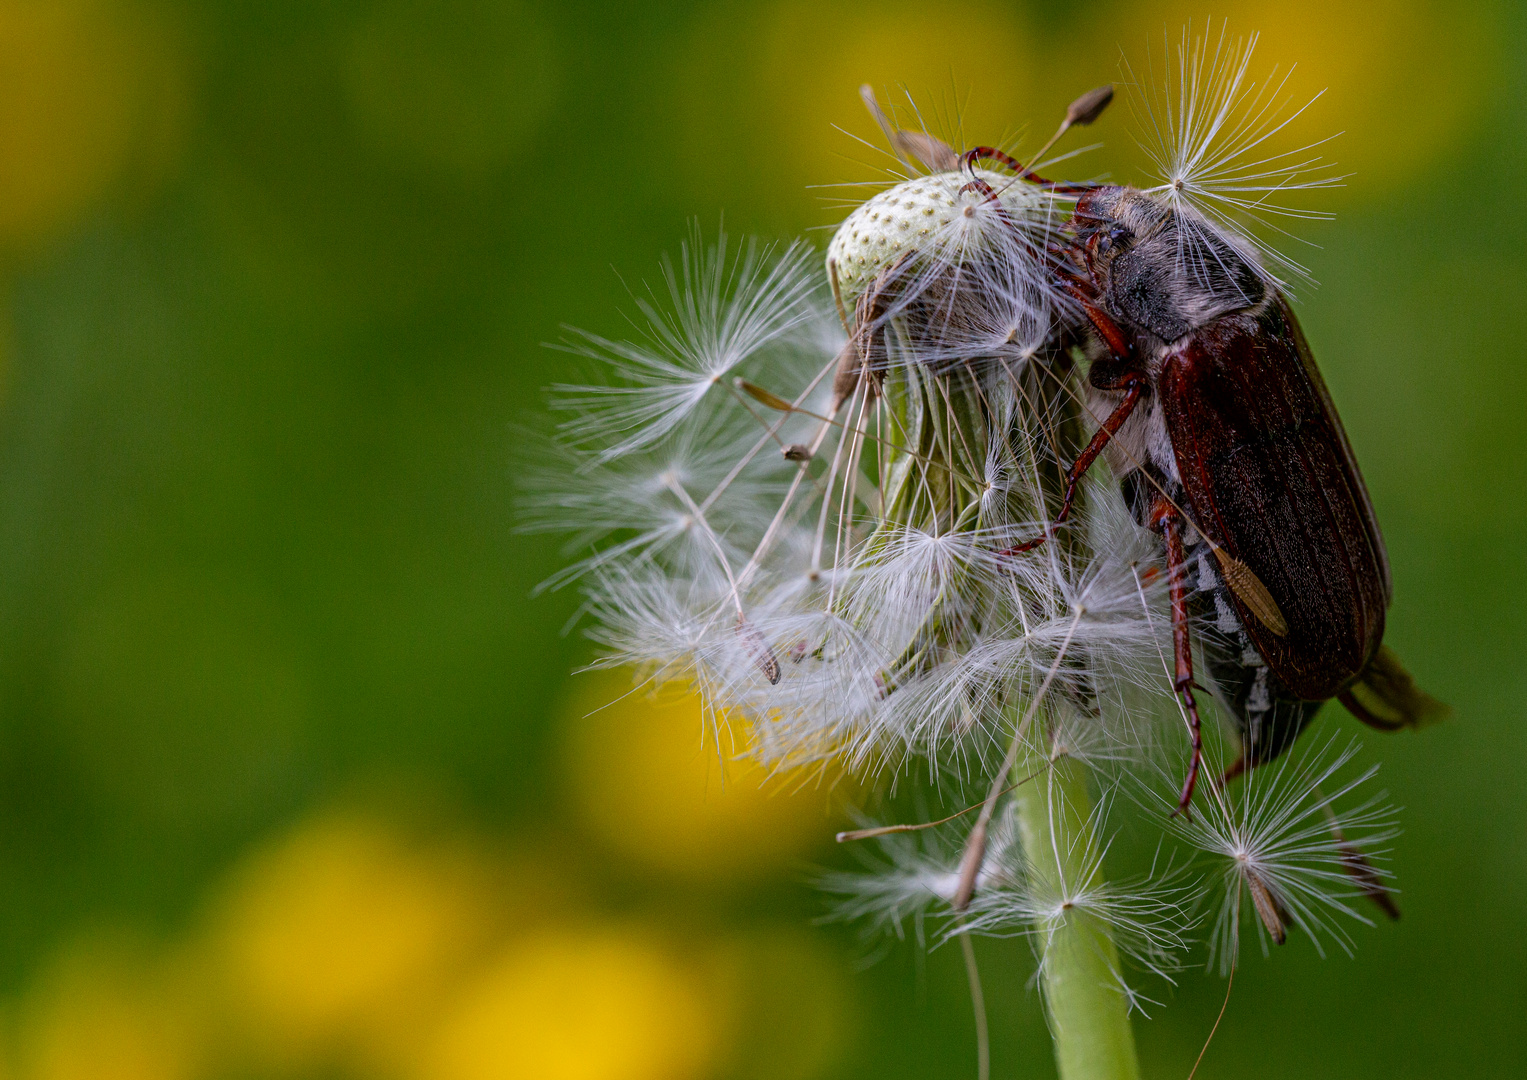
[533,27,1409,1003]
[824,171,1077,378]
[826,170,1057,306]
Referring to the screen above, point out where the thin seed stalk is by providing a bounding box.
[1012,736,1141,1080]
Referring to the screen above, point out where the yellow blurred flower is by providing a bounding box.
[16,935,203,1080]
[563,674,844,881]
[420,926,713,1080]
[0,0,189,252]
[205,809,515,1072]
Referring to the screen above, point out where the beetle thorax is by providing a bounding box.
[1081,187,1268,346]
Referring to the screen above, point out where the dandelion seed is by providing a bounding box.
[1124,21,1345,284]
[820,816,991,946]
[1169,736,1399,974]
[550,228,826,463]
[952,780,1198,986]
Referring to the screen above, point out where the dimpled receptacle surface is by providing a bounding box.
[826,169,1048,306]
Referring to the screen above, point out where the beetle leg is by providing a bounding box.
[1057,284,1134,362]
[1048,251,1097,303]
[960,146,1100,195]
[999,370,1146,555]
[959,170,1000,201]
[832,255,909,411]
[1155,496,1204,816]
[1336,689,1408,731]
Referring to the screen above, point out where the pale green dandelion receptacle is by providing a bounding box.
[826,169,1041,305]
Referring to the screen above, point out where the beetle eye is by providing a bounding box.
[1094,225,1131,254]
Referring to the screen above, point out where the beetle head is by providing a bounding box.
[1076,186,1266,343]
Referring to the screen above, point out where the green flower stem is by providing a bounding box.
[1011,742,1142,1080]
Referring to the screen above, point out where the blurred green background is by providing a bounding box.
[0,1,1520,1078]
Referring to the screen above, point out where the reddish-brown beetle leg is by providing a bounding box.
[960,146,1100,195]
[959,172,999,201]
[996,271,1143,557]
[998,370,1146,556]
[1048,255,1094,299]
[1063,288,1135,363]
[1156,497,1204,817]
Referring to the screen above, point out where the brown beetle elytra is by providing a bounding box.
[962,94,1448,816]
